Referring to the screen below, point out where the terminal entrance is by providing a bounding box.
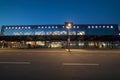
[48,42,62,48]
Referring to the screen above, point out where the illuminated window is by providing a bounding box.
[20,32,22,34]
[42,26,44,28]
[99,26,101,28]
[13,32,22,35]
[12,27,14,29]
[47,31,62,35]
[45,26,47,28]
[9,27,11,29]
[55,26,58,28]
[111,26,113,28]
[107,26,109,28]
[52,26,54,28]
[18,27,21,29]
[103,26,105,28]
[88,26,90,28]
[78,42,84,46]
[48,26,51,28]
[61,31,67,35]
[69,31,76,35]
[15,27,17,29]
[92,26,94,28]
[35,31,45,35]
[77,26,79,28]
[24,32,32,35]
[63,26,64,28]
[73,26,76,28]
[35,31,44,35]
[25,27,27,29]
[6,27,8,29]
[38,26,40,28]
[28,27,31,29]
[77,31,85,35]
[95,26,98,28]
[49,32,54,35]
[46,32,52,35]
[54,31,60,35]
[22,27,24,29]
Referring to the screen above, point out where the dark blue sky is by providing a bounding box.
[0,0,120,27]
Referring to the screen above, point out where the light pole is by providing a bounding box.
[65,22,73,52]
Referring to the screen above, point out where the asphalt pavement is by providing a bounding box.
[0,48,120,80]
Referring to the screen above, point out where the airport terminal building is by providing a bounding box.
[0,24,120,48]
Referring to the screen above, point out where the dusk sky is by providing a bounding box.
[0,0,120,27]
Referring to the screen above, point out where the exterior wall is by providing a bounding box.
[0,40,119,48]
[1,24,119,36]
[0,24,119,48]
[86,25,118,35]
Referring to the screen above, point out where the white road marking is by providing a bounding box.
[63,63,100,66]
[0,62,31,64]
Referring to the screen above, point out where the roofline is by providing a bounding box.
[2,24,119,27]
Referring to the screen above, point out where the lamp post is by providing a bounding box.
[65,22,73,52]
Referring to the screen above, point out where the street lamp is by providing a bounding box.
[65,22,73,52]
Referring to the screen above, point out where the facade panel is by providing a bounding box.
[0,24,119,48]
[1,24,118,36]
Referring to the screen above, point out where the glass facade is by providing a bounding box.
[2,24,118,36]
[0,24,119,48]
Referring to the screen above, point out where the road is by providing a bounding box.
[0,48,120,80]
